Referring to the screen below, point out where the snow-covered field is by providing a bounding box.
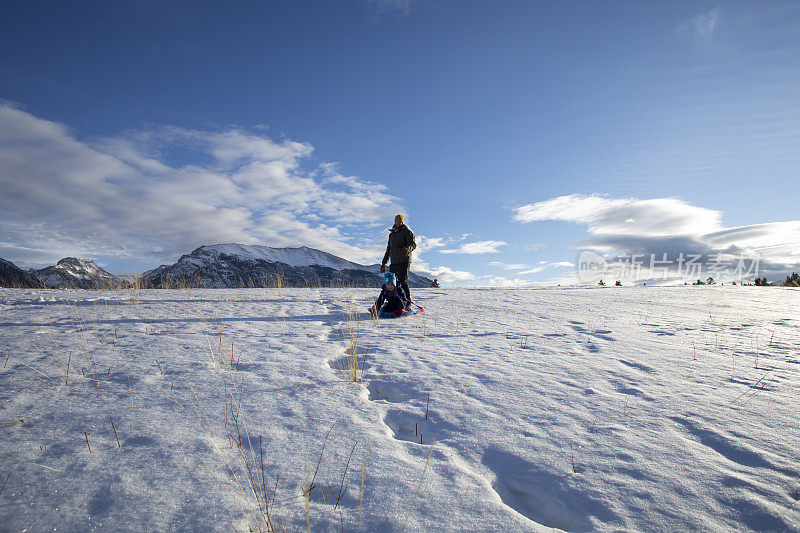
[1,286,798,531]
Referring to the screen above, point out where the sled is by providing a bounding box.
[371,302,425,319]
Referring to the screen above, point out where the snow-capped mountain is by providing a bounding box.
[142,244,434,289]
[169,244,366,271]
[34,257,122,289]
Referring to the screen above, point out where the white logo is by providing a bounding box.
[577,251,608,282]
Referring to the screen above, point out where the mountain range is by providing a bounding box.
[0,244,434,289]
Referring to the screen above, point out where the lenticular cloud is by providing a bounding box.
[514,194,800,281]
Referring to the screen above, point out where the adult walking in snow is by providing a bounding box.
[380,214,416,301]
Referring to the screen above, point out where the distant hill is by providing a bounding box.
[0,258,43,288]
[1,257,121,289]
[142,244,434,288]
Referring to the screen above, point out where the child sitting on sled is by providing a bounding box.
[369,272,410,318]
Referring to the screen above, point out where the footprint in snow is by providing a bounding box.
[382,406,450,445]
[481,447,618,530]
[367,379,419,403]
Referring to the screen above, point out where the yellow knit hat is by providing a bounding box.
[395,214,404,224]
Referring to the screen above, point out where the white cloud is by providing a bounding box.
[0,104,407,268]
[482,276,528,288]
[440,240,508,255]
[514,195,722,236]
[413,262,475,283]
[415,236,448,254]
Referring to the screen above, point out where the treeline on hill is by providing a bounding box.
[704,273,800,287]
[745,273,800,287]
[140,271,382,289]
[782,272,800,287]
[0,271,390,290]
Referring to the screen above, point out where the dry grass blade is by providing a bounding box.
[334,440,358,510]
[0,471,11,498]
[401,440,436,533]
[304,463,311,533]
[1,455,62,472]
[127,378,135,432]
[15,359,58,385]
[109,416,121,447]
[188,382,212,430]
[356,439,372,533]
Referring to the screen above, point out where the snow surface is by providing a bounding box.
[0,286,799,531]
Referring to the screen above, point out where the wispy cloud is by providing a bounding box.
[480,271,577,287]
[440,240,507,255]
[363,0,416,17]
[517,261,575,276]
[517,266,545,275]
[482,275,527,288]
[488,261,528,271]
[488,258,575,278]
[677,6,722,50]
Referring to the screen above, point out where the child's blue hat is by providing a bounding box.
[384,272,396,285]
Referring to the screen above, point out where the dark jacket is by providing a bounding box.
[375,284,409,314]
[382,224,416,266]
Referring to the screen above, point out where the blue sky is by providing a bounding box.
[1,0,799,284]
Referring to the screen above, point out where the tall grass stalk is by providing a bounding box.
[331,300,364,383]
